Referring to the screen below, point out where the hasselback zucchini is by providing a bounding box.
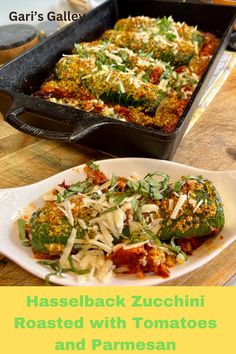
[73,41,168,77]
[29,209,72,255]
[112,15,205,67]
[158,177,225,240]
[54,56,168,114]
[101,29,197,67]
[36,15,219,133]
[18,162,225,282]
[27,173,224,256]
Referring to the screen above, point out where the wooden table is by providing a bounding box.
[0,67,236,286]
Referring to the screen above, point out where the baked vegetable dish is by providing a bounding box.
[35,16,219,133]
[17,162,224,283]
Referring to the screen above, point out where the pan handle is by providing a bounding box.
[5,95,110,142]
[5,96,74,141]
[6,106,73,141]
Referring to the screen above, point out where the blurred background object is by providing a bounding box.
[68,0,106,11]
[68,0,91,12]
[0,24,39,64]
[0,0,235,63]
[192,0,236,3]
[213,1,236,5]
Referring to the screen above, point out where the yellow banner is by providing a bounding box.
[0,287,234,353]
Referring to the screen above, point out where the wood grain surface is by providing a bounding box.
[0,66,235,286]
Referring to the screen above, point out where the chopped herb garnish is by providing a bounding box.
[57,179,94,203]
[166,33,177,41]
[121,226,130,239]
[173,181,181,193]
[192,32,204,47]
[68,256,90,275]
[87,161,99,171]
[100,205,118,215]
[186,77,198,85]
[159,16,171,34]
[170,237,181,253]
[77,228,87,239]
[143,226,162,245]
[111,173,117,187]
[142,71,150,82]
[183,175,204,182]
[113,191,131,205]
[17,219,30,246]
[169,237,188,260]
[38,258,89,285]
[127,172,170,200]
[131,198,144,223]
[129,232,148,244]
[160,65,173,80]
[38,260,66,286]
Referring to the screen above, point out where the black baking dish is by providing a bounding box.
[0,0,235,159]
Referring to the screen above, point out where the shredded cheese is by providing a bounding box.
[170,194,187,219]
[141,204,159,213]
[57,199,74,226]
[105,51,123,64]
[59,228,77,268]
[193,199,203,213]
[88,239,111,253]
[148,218,163,234]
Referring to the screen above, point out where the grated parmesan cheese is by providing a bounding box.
[148,218,163,234]
[141,204,159,213]
[193,199,203,213]
[57,199,74,226]
[170,194,187,219]
[105,51,123,64]
[59,228,77,268]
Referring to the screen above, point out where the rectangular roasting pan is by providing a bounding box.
[0,0,235,159]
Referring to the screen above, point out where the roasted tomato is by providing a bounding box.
[110,243,175,278]
[150,67,163,84]
[84,165,107,185]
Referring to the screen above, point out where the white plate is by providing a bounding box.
[0,158,236,286]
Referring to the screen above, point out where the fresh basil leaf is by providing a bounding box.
[169,237,188,260]
[68,256,90,275]
[17,219,30,246]
[159,16,171,34]
[77,228,87,239]
[38,260,61,272]
[128,172,170,201]
[131,199,144,223]
[142,71,150,82]
[183,175,204,182]
[57,179,93,203]
[100,205,118,215]
[166,33,176,41]
[192,32,204,47]
[38,258,89,285]
[113,191,131,205]
[111,173,117,187]
[143,227,162,245]
[173,181,181,193]
[87,161,99,171]
[186,77,198,85]
[45,272,58,286]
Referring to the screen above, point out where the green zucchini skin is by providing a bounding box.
[29,210,72,255]
[28,176,224,255]
[99,91,159,114]
[55,56,166,114]
[158,178,225,241]
[156,50,195,67]
[101,30,197,67]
